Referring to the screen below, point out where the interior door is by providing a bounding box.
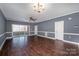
[55,21,64,40]
[34,25,38,35]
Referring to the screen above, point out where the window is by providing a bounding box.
[12,24,28,32]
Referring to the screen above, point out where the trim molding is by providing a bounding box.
[0,33,6,38]
[4,31,79,36]
[37,35,79,45]
[6,32,12,34]
[64,33,79,35]
[38,31,79,35]
[0,32,12,50]
[0,32,6,50]
[62,40,79,45]
[37,35,56,40]
[0,31,79,50]
[0,39,6,50]
[6,37,12,39]
[0,32,7,50]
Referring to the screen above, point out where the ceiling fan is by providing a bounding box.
[29,16,37,21]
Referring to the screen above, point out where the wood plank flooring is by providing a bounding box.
[0,35,79,56]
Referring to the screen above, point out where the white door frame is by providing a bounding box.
[55,21,64,40]
[34,25,38,35]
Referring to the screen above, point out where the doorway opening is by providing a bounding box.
[55,21,64,40]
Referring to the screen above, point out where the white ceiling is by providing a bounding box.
[0,3,79,23]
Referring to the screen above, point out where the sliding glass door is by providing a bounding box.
[12,24,28,37]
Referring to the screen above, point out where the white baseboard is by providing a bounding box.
[0,39,6,50]
[28,34,36,36]
[62,40,79,45]
[0,33,6,38]
[37,35,56,40]
[0,32,6,50]
[6,37,13,39]
[0,37,13,50]
[0,33,79,50]
[37,35,79,46]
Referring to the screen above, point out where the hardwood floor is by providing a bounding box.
[0,35,79,56]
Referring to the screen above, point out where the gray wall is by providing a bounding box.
[36,12,79,33]
[6,20,35,32]
[0,10,6,46]
[36,12,79,43]
[6,20,35,37]
[0,10,6,34]
[1,8,79,45]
